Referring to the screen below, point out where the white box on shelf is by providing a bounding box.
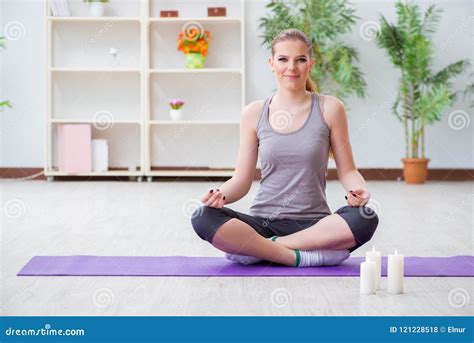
[49,0,61,16]
[91,139,109,172]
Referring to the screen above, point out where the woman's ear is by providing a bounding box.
[268,57,274,72]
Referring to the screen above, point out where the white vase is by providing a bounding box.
[91,139,108,172]
[170,109,182,121]
[89,2,105,17]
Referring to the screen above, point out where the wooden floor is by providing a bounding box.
[1,180,472,316]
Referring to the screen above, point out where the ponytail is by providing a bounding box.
[305,77,318,93]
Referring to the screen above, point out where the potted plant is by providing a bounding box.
[84,0,109,17]
[0,36,11,112]
[177,26,211,69]
[259,0,367,101]
[169,99,185,121]
[374,1,470,184]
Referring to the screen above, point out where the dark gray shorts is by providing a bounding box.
[191,205,379,252]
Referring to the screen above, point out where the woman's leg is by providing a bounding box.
[275,206,379,252]
[211,218,296,266]
[275,214,356,250]
[191,206,296,266]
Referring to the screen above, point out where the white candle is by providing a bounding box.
[388,249,404,294]
[365,245,381,290]
[360,261,376,294]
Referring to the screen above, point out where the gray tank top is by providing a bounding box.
[249,92,331,220]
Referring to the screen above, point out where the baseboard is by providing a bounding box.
[1,168,473,181]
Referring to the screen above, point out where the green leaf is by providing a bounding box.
[0,100,12,111]
[421,4,442,36]
[417,84,451,124]
[428,60,471,84]
[375,16,404,67]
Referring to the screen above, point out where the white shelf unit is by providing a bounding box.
[45,0,245,180]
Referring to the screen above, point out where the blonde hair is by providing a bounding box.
[270,28,318,93]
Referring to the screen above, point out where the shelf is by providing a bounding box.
[50,68,141,73]
[149,120,238,125]
[148,17,241,24]
[48,16,141,23]
[148,169,234,177]
[46,0,245,177]
[45,170,142,176]
[149,68,241,74]
[50,119,141,124]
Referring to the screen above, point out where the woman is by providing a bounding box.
[191,29,378,267]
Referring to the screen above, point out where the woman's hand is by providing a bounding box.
[200,188,226,209]
[345,188,370,207]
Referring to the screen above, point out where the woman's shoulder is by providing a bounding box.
[241,99,266,130]
[317,93,346,128]
[317,93,345,111]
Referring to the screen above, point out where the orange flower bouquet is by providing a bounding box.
[177,25,212,69]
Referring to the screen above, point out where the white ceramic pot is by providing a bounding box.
[170,109,182,121]
[89,2,105,17]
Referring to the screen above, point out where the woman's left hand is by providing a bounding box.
[345,188,370,207]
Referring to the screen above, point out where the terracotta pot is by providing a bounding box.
[401,158,430,184]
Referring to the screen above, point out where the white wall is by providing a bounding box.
[1,0,472,168]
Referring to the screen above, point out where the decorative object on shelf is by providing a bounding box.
[177,23,212,69]
[208,7,226,17]
[57,124,92,173]
[49,0,70,17]
[91,139,109,172]
[160,11,179,18]
[374,1,469,184]
[109,47,120,66]
[169,99,185,121]
[84,0,108,17]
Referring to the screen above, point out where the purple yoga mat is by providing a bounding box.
[17,255,473,277]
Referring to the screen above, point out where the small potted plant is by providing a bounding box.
[177,25,211,69]
[169,99,185,121]
[84,0,109,17]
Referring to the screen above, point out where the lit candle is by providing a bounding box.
[388,249,404,294]
[360,261,376,294]
[365,245,381,290]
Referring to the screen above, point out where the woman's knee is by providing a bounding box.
[357,206,379,241]
[190,205,223,242]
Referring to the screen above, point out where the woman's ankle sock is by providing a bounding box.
[295,249,350,267]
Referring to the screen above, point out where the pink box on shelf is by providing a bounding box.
[57,124,92,173]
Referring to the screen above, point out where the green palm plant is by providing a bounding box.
[0,36,12,112]
[374,1,470,160]
[259,0,366,101]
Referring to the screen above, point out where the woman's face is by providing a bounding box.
[269,39,314,91]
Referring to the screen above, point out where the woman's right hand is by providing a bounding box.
[201,188,226,209]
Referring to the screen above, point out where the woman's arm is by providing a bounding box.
[323,95,370,205]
